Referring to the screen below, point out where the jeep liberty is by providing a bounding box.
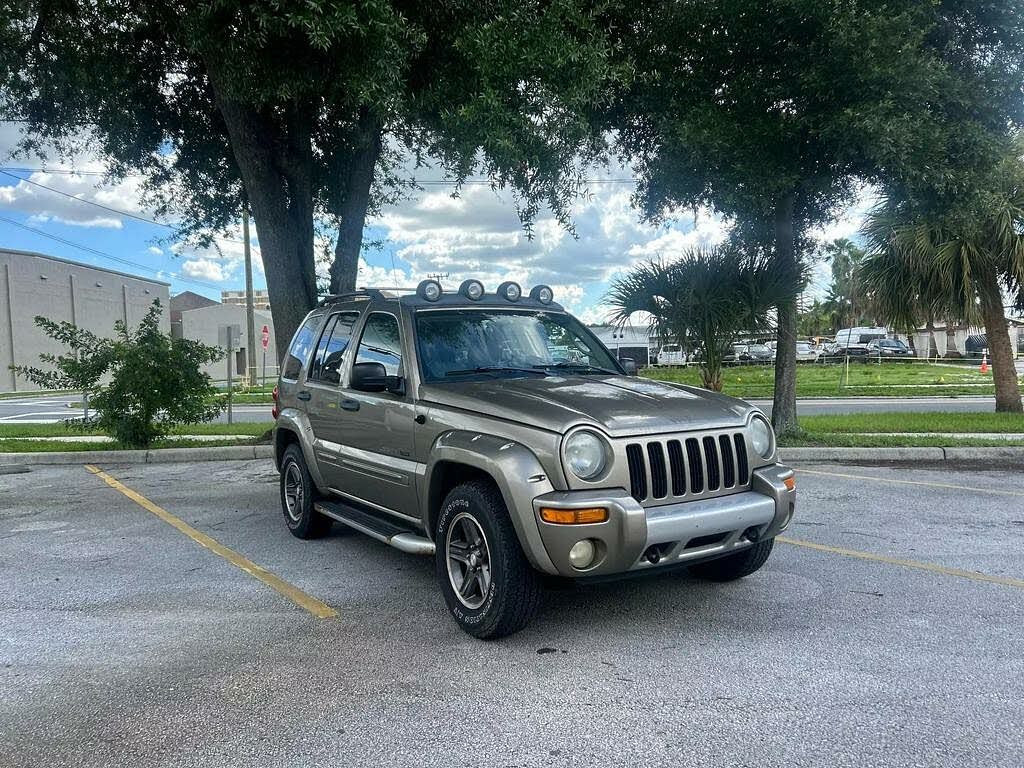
[273,280,796,638]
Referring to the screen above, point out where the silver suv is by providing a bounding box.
[273,280,795,638]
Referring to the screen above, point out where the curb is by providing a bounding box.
[0,444,274,466]
[780,446,1024,462]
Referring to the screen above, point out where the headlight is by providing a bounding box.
[564,430,608,480]
[750,415,775,459]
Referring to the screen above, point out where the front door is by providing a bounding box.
[335,311,419,523]
[304,310,361,488]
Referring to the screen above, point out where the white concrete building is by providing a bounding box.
[588,324,654,367]
[0,248,170,392]
[178,302,278,384]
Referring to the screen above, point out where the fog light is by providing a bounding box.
[568,539,596,569]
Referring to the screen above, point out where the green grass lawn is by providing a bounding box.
[780,411,1024,447]
[643,361,997,398]
[0,421,271,452]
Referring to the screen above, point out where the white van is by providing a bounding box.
[655,344,686,366]
[835,327,888,351]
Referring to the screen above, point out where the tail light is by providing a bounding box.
[271,385,279,420]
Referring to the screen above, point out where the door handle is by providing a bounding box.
[341,399,360,411]
[296,391,311,401]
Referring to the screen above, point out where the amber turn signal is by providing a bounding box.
[783,476,796,490]
[539,507,609,525]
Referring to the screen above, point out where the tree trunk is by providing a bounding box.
[771,192,799,435]
[329,108,384,295]
[977,269,1022,412]
[205,65,318,359]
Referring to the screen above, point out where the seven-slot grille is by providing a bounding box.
[625,431,749,503]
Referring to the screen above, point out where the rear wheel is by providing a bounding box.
[435,480,541,639]
[689,538,774,581]
[279,444,331,539]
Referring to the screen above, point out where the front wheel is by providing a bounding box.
[435,480,541,639]
[688,538,774,581]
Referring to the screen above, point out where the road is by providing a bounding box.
[2,458,1022,767]
[0,391,1005,424]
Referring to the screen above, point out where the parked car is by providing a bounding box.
[273,280,796,638]
[866,339,914,358]
[745,343,773,362]
[965,334,988,358]
[795,341,819,362]
[835,326,888,356]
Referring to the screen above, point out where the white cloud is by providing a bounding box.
[148,246,163,256]
[181,258,227,282]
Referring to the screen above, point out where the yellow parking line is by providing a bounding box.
[778,536,1024,590]
[84,465,338,619]
[797,468,1024,497]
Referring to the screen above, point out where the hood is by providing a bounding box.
[418,375,753,437]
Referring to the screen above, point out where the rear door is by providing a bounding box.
[304,310,362,487]
[335,311,419,522]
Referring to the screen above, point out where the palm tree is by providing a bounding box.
[607,246,802,392]
[860,141,1024,412]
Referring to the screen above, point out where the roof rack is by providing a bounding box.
[317,286,415,306]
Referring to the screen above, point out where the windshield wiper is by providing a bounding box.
[445,366,549,377]
[537,362,620,375]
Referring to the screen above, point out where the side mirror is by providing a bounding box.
[351,361,405,394]
[620,357,638,375]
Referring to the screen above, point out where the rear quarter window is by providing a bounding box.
[282,315,321,380]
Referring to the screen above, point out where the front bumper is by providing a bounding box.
[531,463,795,577]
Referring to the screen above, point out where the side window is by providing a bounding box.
[308,315,339,382]
[355,313,402,377]
[282,315,320,380]
[317,312,359,384]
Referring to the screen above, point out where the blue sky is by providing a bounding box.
[1,124,849,323]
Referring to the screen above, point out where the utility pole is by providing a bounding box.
[242,202,257,387]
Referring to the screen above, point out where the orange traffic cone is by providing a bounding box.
[980,352,989,374]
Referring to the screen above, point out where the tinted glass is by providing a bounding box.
[309,311,360,384]
[415,309,619,381]
[355,313,402,376]
[282,315,320,380]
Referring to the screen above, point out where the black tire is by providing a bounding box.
[688,538,774,581]
[434,480,541,639]
[279,444,332,539]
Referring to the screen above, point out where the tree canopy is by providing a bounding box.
[600,0,1024,432]
[1,0,616,352]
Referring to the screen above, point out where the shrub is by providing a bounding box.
[11,300,224,447]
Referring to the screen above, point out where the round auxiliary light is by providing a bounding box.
[417,279,443,302]
[497,281,522,302]
[749,414,775,459]
[530,285,554,304]
[568,539,597,570]
[459,279,485,301]
[564,430,608,480]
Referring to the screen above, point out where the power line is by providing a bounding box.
[0,169,246,245]
[0,214,224,292]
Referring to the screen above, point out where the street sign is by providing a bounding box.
[261,324,270,351]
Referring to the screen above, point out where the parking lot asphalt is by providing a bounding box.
[2,459,1023,768]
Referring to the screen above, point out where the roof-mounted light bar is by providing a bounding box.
[497,281,522,302]
[459,279,485,300]
[530,285,553,304]
[416,279,443,301]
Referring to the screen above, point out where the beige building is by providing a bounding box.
[221,288,271,311]
[178,302,278,384]
[0,248,170,392]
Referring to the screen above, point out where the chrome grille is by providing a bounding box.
[626,430,750,504]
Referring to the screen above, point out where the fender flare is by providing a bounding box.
[424,431,559,574]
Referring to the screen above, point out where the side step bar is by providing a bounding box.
[314,499,435,556]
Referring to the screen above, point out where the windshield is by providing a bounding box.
[879,340,904,348]
[415,309,621,381]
